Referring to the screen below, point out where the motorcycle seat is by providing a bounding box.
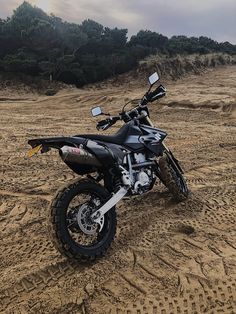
[76,124,130,145]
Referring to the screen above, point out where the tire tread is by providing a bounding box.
[159,154,188,201]
[48,178,116,262]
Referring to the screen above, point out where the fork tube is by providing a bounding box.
[145,116,154,127]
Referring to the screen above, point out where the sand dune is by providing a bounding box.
[0,66,236,313]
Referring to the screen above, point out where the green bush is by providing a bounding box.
[0,1,235,87]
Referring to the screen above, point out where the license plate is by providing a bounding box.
[27,144,42,157]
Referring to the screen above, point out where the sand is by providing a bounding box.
[0,66,236,313]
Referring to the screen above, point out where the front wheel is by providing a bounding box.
[159,152,189,201]
[49,178,116,262]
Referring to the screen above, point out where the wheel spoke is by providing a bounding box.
[66,192,104,246]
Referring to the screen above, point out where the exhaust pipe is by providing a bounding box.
[60,145,101,167]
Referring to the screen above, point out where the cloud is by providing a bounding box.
[0,0,21,17]
[116,0,236,43]
[50,0,143,30]
[0,0,235,43]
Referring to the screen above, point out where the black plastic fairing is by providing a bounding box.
[139,124,167,155]
[85,140,117,168]
[122,122,143,151]
[28,136,87,149]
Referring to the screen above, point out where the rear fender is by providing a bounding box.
[28,136,119,176]
[28,136,95,175]
[28,136,87,150]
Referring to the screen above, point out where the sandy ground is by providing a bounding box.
[0,66,236,313]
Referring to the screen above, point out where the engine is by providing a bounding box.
[133,167,154,194]
[122,152,156,194]
[132,153,155,193]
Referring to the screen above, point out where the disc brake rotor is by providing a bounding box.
[76,202,104,235]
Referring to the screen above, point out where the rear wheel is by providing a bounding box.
[159,152,189,201]
[49,178,116,262]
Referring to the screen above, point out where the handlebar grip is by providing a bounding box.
[147,85,166,102]
[96,119,110,130]
[96,116,120,130]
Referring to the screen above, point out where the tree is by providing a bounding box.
[81,19,103,40]
[10,1,49,36]
[2,50,38,74]
[129,30,168,51]
[103,27,128,49]
[57,22,88,55]
[0,1,235,87]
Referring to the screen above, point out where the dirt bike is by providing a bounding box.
[28,72,189,262]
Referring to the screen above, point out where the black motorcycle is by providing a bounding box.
[28,72,188,262]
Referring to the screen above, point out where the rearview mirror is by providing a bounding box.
[148,72,159,85]
[91,106,102,117]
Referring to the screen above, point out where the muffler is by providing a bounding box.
[60,145,102,167]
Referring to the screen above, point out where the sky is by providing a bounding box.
[0,0,235,44]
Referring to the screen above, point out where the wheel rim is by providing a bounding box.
[66,191,108,248]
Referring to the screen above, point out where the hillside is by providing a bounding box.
[1,2,236,87]
[138,53,236,80]
[1,53,236,98]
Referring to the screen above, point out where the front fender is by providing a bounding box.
[164,149,184,174]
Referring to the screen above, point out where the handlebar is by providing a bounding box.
[96,108,146,130]
[96,84,166,131]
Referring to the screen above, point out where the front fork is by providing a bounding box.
[145,116,183,176]
[146,115,181,168]
[145,115,154,127]
[162,146,184,174]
